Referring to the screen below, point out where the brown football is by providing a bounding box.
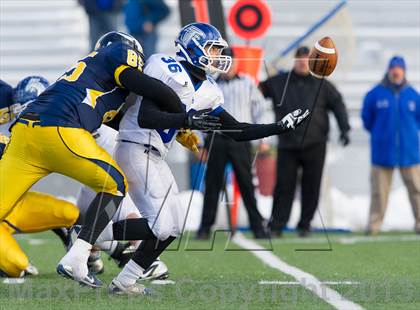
[308,37,338,78]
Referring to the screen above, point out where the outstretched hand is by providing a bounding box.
[278,109,310,132]
[185,108,221,130]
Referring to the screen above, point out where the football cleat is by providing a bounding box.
[24,264,39,276]
[56,263,103,288]
[88,251,104,274]
[0,264,38,278]
[109,278,152,296]
[139,259,169,281]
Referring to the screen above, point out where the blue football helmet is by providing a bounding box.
[175,22,232,73]
[95,31,144,57]
[14,76,49,113]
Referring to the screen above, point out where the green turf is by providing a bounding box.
[0,231,419,309]
[266,232,420,310]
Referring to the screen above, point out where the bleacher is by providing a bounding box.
[1,0,419,110]
[0,0,419,229]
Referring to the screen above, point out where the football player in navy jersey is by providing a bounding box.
[0,32,219,287]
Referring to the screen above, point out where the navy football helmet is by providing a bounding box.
[175,22,232,73]
[14,76,49,108]
[95,31,144,57]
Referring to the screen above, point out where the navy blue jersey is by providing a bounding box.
[0,80,14,125]
[23,42,141,132]
[0,80,17,136]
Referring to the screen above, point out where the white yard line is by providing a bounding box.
[233,233,364,310]
[268,234,420,245]
[337,235,420,244]
[259,280,360,285]
[150,279,176,285]
[3,278,25,284]
[27,239,48,245]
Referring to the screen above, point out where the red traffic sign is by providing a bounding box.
[228,0,271,40]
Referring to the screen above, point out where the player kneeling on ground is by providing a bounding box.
[0,77,79,278]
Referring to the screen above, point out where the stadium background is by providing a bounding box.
[0,0,419,232]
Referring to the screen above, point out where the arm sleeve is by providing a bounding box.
[137,97,187,129]
[361,90,375,131]
[325,81,351,133]
[119,67,185,113]
[218,109,279,141]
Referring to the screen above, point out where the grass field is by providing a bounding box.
[1,231,419,309]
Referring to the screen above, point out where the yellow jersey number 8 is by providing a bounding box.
[127,49,143,71]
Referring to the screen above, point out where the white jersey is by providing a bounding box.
[118,53,224,157]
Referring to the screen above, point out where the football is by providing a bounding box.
[308,36,338,78]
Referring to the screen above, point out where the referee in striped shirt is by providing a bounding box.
[197,48,269,239]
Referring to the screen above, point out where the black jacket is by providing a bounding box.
[260,70,350,149]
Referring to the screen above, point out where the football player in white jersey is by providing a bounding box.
[75,22,309,295]
[76,124,169,280]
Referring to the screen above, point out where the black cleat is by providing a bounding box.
[195,230,210,240]
[297,228,311,238]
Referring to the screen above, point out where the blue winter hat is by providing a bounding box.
[388,56,406,71]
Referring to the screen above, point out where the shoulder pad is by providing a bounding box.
[145,54,191,88]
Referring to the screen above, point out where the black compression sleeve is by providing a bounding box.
[113,218,156,240]
[219,110,279,141]
[119,67,185,113]
[138,97,187,129]
[103,93,138,131]
[132,236,176,269]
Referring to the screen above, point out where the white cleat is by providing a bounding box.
[58,254,89,282]
[24,264,39,276]
[57,264,103,288]
[109,278,152,296]
[139,259,169,281]
[57,239,97,286]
